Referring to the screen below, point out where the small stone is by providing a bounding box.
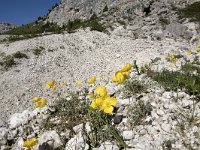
[39,130,63,149]
[192,126,198,133]
[8,110,32,129]
[116,54,120,58]
[151,111,159,119]
[11,137,24,150]
[98,141,119,150]
[161,123,171,132]
[73,124,83,133]
[0,119,6,128]
[162,92,172,99]
[181,99,193,108]
[113,115,123,124]
[139,129,146,135]
[65,132,89,150]
[0,128,8,145]
[85,122,91,133]
[122,130,134,140]
[156,109,164,117]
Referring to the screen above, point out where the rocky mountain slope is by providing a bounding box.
[0,0,200,150]
[0,23,16,33]
[47,0,199,41]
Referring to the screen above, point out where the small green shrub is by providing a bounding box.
[147,70,200,97]
[178,2,200,24]
[4,21,62,36]
[42,92,88,132]
[0,55,15,69]
[128,100,152,126]
[159,16,170,28]
[65,13,106,33]
[13,51,28,59]
[123,79,146,96]
[32,46,44,55]
[181,63,200,74]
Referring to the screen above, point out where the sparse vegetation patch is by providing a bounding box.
[178,2,200,24]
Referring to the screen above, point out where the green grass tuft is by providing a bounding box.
[32,46,45,56]
[12,51,28,59]
[128,100,152,126]
[178,2,200,24]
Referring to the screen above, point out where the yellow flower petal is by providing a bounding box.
[115,71,125,84]
[45,80,56,88]
[61,82,67,87]
[32,97,42,103]
[89,91,94,99]
[187,51,192,56]
[96,86,107,97]
[120,63,132,72]
[77,81,82,86]
[103,106,114,114]
[112,76,118,82]
[90,98,103,109]
[106,97,117,106]
[35,98,47,108]
[23,138,38,148]
[87,76,96,84]
[90,100,97,109]
[122,71,129,79]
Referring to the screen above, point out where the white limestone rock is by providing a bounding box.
[65,132,89,150]
[98,141,119,150]
[122,130,134,140]
[39,130,63,149]
[0,127,8,145]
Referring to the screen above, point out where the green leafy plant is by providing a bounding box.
[0,55,15,69]
[65,13,106,33]
[123,79,146,96]
[147,70,200,97]
[32,46,44,55]
[159,16,170,28]
[128,100,152,126]
[12,51,28,59]
[178,2,200,24]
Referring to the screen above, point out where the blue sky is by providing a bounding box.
[0,0,61,25]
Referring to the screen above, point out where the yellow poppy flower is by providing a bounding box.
[87,76,96,84]
[100,97,117,114]
[95,86,107,97]
[89,91,94,99]
[196,44,200,53]
[187,51,192,56]
[61,82,67,87]
[45,80,56,88]
[23,138,38,148]
[32,97,42,102]
[120,63,132,72]
[90,98,104,109]
[112,71,125,84]
[35,98,47,108]
[169,54,178,63]
[77,81,82,86]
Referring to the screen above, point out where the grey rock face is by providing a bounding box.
[46,0,199,41]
